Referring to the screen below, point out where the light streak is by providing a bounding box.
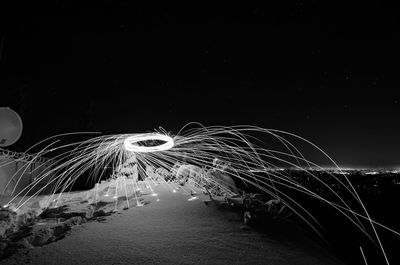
[0,123,396,264]
[123,133,174,153]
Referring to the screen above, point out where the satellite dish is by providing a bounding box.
[0,107,23,147]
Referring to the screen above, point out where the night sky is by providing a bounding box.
[1,2,399,168]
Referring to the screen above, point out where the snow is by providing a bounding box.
[1,182,344,265]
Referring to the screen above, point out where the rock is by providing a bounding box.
[244,211,256,225]
[208,169,239,195]
[63,216,83,227]
[92,209,113,219]
[0,209,17,239]
[40,205,90,220]
[30,227,53,246]
[15,238,32,249]
[52,223,71,239]
[16,209,37,228]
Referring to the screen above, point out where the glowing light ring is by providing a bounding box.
[124,133,174,153]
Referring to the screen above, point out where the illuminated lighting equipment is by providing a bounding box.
[124,133,174,153]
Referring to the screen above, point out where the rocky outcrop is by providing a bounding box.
[0,179,146,260]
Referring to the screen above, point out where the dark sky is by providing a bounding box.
[1,2,400,168]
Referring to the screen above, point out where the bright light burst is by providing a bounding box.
[1,122,397,264]
[123,133,174,153]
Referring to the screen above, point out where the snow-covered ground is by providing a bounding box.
[1,181,344,265]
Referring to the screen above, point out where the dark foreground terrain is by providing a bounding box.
[267,169,400,265]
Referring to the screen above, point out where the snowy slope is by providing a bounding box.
[1,183,344,265]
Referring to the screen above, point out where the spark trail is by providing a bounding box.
[1,123,397,264]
